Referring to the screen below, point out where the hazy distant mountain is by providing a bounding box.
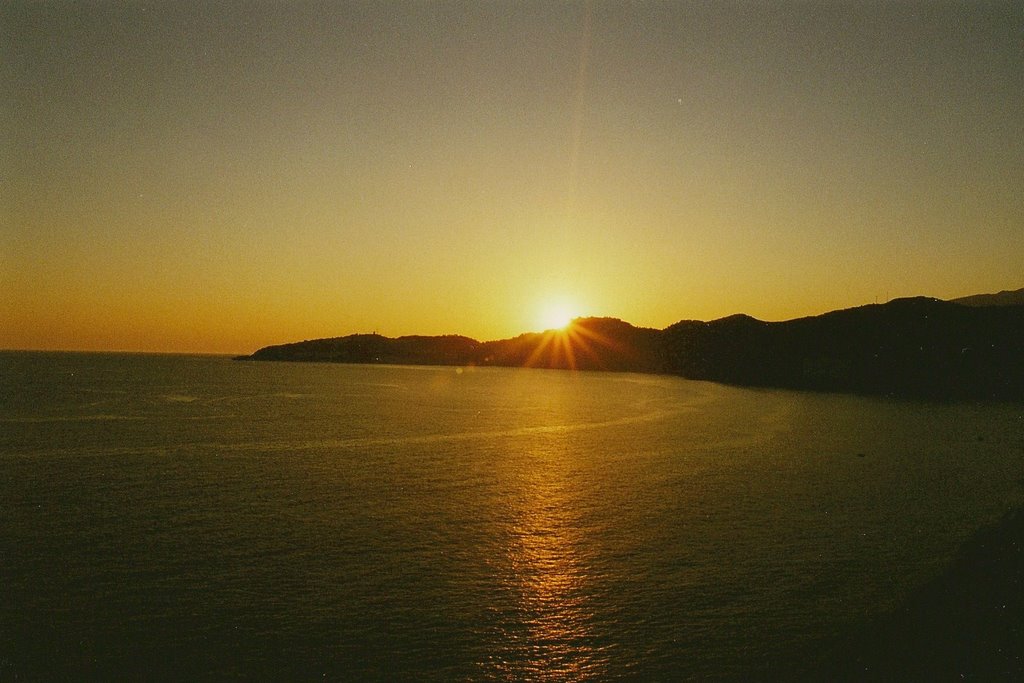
[240,297,1024,400]
[950,287,1024,307]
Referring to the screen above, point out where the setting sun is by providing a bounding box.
[538,300,578,331]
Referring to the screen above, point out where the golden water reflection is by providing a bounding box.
[483,432,610,681]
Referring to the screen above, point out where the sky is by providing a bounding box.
[3,1,1022,354]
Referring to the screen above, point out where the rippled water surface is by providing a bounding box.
[2,352,1023,679]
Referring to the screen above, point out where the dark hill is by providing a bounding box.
[239,298,1024,400]
[469,317,663,372]
[249,334,480,366]
[662,297,1024,398]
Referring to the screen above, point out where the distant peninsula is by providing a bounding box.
[237,289,1024,400]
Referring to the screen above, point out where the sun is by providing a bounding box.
[538,300,578,331]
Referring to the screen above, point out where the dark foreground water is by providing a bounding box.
[1,352,1022,680]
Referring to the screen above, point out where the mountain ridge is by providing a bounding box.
[951,287,1024,307]
[238,290,1024,400]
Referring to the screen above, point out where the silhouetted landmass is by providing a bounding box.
[662,298,1024,399]
[246,333,480,366]
[477,317,665,372]
[239,293,1024,400]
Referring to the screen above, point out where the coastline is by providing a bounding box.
[238,299,1024,401]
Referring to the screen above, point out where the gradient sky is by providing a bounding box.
[3,1,1022,353]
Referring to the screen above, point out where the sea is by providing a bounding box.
[2,351,1022,680]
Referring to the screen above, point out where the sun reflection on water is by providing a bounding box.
[482,430,609,681]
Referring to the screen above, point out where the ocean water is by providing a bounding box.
[1,351,1022,679]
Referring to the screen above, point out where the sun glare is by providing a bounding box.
[539,301,577,331]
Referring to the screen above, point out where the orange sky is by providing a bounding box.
[3,2,1022,354]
